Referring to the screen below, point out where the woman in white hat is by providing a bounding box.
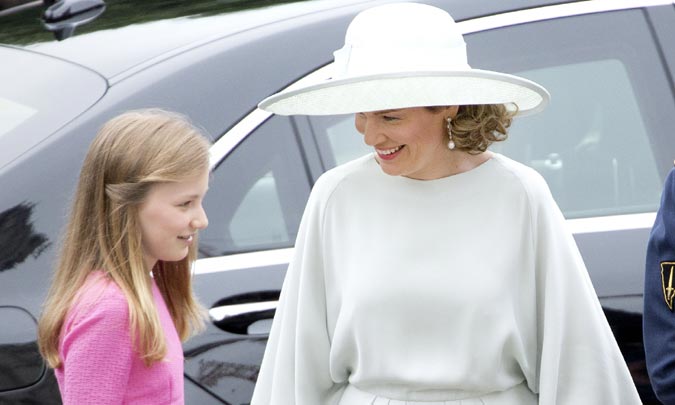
[251,3,641,404]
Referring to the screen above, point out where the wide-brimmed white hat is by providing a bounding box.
[259,2,549,116]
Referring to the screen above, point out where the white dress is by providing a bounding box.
[251,153,641,405]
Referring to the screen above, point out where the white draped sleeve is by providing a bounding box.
[250,173,345,405]
[527,173,641,404]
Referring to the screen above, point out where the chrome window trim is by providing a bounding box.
[209,65,332,169]
[458,0,675,34]
[567,212,657,234]
[209,108,273,171]
[202,0,668,275]
[195,247,294,275]
[194,212,656,274]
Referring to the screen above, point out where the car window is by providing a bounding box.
[492,59,658,218]
[309,8,674,219]
[466,8,673,218]
[308,113,371,168]
[200,115,310,256]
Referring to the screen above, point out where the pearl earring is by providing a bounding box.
[446,117,455,150]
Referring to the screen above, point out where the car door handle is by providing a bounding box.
[209,291,279,335]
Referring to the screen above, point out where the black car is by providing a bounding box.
[1,0,674,403]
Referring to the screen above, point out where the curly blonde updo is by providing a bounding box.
[429,104,517,153]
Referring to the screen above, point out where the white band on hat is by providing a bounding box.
[333,44,471,78]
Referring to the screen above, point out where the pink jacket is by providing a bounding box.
[56,271,184,404]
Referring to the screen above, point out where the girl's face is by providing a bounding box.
[355,106,457,180]
[138,169,209,270]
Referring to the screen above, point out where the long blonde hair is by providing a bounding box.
[38,109,210,368]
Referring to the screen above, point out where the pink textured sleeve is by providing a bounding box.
[59,287,134,404]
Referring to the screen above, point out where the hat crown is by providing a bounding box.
[333,3,470,78]
[346,3,464,50]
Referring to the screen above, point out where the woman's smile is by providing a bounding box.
[376,145,404,160]
[356,107,456,179]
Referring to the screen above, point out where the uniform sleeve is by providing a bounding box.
[527,174,642,404]
[251,177,345,405]
[59,291,133,404]
[644,167,675,404]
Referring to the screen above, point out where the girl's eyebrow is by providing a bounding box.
[182,190,208,199]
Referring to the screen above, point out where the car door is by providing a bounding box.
[183,112,311,404]
[303,2,675,403]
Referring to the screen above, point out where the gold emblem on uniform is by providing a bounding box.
[661,262,675,311]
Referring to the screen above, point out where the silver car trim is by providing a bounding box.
[195,213,656,274]
[209,65,332,168]
[209,108,272,171]
[458,0,675,34]
[567,212,657,235]
[209,300,278,322]
[195,247,294,275]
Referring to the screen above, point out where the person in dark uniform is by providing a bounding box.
[644,163,675,404]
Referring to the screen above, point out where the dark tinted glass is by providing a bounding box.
[465,9,674,218]
[200,115,310,256]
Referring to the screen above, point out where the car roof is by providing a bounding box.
[1,0,575,80]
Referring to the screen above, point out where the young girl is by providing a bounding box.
[38,109,210,404]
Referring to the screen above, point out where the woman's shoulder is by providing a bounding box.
[491,153,551,194]
[312,154,375,196]
[489,153,559,216]
[318,153,373,182]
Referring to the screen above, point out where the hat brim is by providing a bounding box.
[259,69,550,117]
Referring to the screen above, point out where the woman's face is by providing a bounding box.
[355,106,457,180]
[137,169,209,270]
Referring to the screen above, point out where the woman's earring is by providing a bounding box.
[446,117,455,150]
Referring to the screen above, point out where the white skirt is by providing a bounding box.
[338,382,537,405]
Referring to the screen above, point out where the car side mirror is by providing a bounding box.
[41,0,106,41]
